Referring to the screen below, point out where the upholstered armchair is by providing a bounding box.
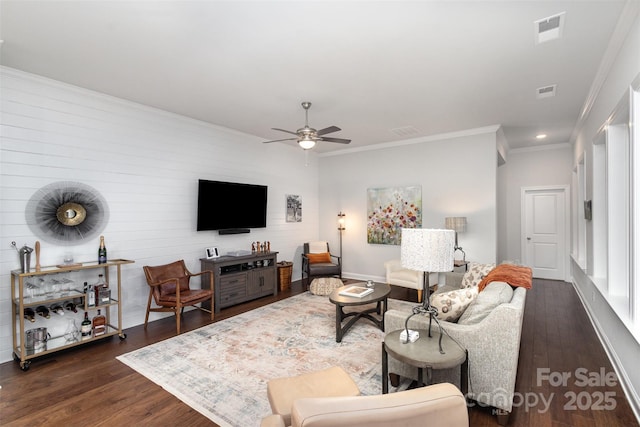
[384,259,425,302]
[143,259,214,334]
[301,241,341,286]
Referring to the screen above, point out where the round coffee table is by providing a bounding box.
[329,283,391,343]
[382,328,468,395]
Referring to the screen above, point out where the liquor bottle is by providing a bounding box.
[81,312,92,337]
[86,281,95,307]
[64,300,78,313]
[24,307,36,323]
[35,305,50,319]
[94,274,106,305]
[98,235,107,264]
[92,309,106,337]
[50,304,65,316]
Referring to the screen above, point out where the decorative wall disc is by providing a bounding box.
[25,181,109,245]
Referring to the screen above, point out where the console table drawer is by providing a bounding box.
[220,275,247,305]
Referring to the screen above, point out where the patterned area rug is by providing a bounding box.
[117,291,415,426]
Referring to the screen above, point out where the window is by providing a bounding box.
[590,74,639,337]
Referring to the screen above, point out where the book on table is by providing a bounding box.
[338,285,374,298]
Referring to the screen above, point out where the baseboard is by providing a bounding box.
[571,280,640,424]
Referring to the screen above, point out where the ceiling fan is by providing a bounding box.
[263,102,351,150]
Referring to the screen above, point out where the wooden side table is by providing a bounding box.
[329,283,390,343]
[382,328,468,396]
[454,260,469,271]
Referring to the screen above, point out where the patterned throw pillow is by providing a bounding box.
[430,287,479,322]
[461,262,496,288]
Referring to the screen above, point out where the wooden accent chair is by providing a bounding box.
[143,260,214,334]
[301,241,341,287]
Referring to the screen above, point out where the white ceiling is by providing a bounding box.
[0,1,631,153]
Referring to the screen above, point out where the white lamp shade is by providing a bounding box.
[400,228,455,272]
[445,217,467,233]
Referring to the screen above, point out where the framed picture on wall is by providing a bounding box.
[286,194,302,222]
[366,186,422,245]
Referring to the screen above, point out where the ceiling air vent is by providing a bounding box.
[537,84,557,99]
[534,12,565,44]
[390,126,420,138]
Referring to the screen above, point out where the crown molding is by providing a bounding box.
[319,125,501,157]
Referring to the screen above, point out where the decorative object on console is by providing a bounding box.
[444,217,467,261]
[367,186,421,245]
[286,194,302,222]
[252,241,271,253]
[400,228,455,352]
[25,181,109,245]
[205,247,219,259]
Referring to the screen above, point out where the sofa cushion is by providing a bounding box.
[430,287,478,322]
[461,262,495,288]
[457,281,513,325]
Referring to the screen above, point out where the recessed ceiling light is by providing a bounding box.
[536,134,548,140]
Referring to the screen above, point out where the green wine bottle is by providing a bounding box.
[81,312,92,337]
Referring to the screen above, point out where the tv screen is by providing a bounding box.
[197,180,268,233]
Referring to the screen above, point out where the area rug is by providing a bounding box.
[117,291,415,427]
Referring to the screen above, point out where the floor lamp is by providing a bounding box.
[400,228,455,353]
[337,211,345,260]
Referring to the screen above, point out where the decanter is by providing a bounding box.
[64,318,80,342]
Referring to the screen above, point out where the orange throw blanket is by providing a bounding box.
[477,264,533,292]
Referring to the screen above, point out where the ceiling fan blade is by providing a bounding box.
[319,136,351,144]
[263,137,297,143]
[272,127,299,136]
[316,126,341,136]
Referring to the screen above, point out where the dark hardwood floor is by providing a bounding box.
[1,278,637,426]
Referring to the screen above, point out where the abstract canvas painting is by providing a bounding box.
[367,186,422,245]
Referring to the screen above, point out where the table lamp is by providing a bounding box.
[444,217,467,261]
[400,228,455,353]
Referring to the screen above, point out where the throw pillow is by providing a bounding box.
[457,281,513,325]
[430,287,478,322]
[461,262,496,288]
[306,252,331,264]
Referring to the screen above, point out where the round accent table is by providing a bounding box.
[329,283,391,343]
[382,328,468,396]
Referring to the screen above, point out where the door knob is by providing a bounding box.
[527,237,531,241]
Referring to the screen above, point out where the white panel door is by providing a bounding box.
[522,187,568,280]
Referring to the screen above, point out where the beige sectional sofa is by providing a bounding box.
[384,271,528,425]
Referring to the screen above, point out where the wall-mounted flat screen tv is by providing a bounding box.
[197,179,268,233]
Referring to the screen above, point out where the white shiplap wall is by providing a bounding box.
[0,67,320,362]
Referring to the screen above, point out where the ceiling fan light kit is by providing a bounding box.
[264,101,351,150]
[298,136,316,150]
